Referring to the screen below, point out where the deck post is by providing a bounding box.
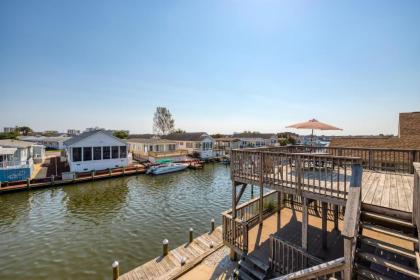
[322,202,328,250]
[231,180,238,261]
[251,185,254,198]
[189,228,193,243]
[277,191,282,232]
[112,261,119,280]
[211,219,215,232]
[334,205,339,231]
[162,239,169,256]
[302,197,308,251]
[259,152,264,224]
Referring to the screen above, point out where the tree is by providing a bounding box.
[153,107,175,135]
[113,130,129,139]
[16,126,33,135]
[172,128,186,134]
[0,132,18,139]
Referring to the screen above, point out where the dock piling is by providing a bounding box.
[211,219,215,232]
[189,228,194,243]
[112,260,119,280]
[162,239,169,256]
[27,178,31,188]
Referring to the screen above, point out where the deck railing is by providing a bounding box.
[413,163,420,235]
[271,257,345,280]
[231,150,362,201]
[269,235,322,275]
[263,146,420,174]
[222,191,278,254]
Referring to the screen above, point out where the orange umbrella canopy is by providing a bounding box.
[287,119,342,131]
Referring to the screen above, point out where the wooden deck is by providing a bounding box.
[361,170,414,212]
[119,226,224,280]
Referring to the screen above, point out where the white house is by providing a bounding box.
[18,135,71,150]
[233,133,278,148]
[162,132,215,159]
[0,139,35,182]
[127,138,188,163]
[64,130,129,173]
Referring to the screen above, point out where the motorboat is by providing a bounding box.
[146,162,189,175]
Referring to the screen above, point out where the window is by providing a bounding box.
[94,147,102,160]
[149,145,153,151]
[195,142,201,149]
[186,142,193,148]
[168,144,176,151]
[120,146,127,158]
[103,146,110,159]
[72,147,82,162]
[112,146,119,159]
[83,147,92,161]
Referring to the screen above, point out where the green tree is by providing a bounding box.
[113,130,129,139]
[16,126,33,135]
[172,128,186,134]
[153,107,175,135]
[0,132,18,139]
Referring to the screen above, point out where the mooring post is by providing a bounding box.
[109,168,112,176]
[189,228,194,243]
[162,239,169,256]
[211,219,215,232]
[51,175,55,185]
[27,178,31,188]
[112,260,119,280]
[91,171,95,180]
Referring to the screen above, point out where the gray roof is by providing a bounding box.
[63,130,126,146]
[233,133,277,139]
[127,138,178,144]
[0,139,34,148]
[162,132,212,141]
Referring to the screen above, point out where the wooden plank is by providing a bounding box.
[380,173,391,208]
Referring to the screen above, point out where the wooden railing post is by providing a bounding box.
[259,152,264,224]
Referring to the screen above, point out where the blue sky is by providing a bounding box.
[1,0,419,135]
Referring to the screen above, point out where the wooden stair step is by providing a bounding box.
[246,255,270,272]
[238,259,266,280]
[362,223,418,244]
[357,252,420,279]
[362,212,414,228]
[356,264,393,280]
[360,236,416,260]
[234,268,254,280]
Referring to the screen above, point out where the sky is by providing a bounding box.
[1,0,419,136]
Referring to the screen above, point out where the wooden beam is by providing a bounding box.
[235,184,247,206]
[334,205,339,230]
[302,197,308,251]
[259,152,264,224]
[322,202,328,250]
[277,191,282,232]
[231,181,237,219]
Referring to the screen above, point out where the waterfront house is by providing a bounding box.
[233,132,278,148]
[127,138,188,163]
[0,139,35,182]
[162,132,215,159]
[214,137,241,156]
[18,135,71,150]
[63,130,129,173]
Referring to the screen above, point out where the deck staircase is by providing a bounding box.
[355,206,420,280]
[234,255,270,280]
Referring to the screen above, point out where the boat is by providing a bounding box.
[146,161,189,175]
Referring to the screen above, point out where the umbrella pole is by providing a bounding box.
[311,129,314,146]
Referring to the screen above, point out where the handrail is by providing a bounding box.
[271,257,345,280]
[341,163,363,280]
[269,235,322,276]
[413,163,420,234]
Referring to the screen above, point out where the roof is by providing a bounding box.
[0,147,17,155]
[19,135,71,142]
[330,136,420,150]
[63,130,126,146]
[162,132,211,141]
[127,138,178,144]
[215,137,241,142]
[127,134,156,139]
[0,139,34,148]
[233,133,276,139]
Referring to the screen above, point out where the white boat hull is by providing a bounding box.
[147,163,189,175]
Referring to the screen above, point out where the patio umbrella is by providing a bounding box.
[287,119,342,144]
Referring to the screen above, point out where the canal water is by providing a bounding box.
[0,163,255,280]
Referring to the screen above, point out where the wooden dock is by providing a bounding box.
[118,226,223,280]
[0,165,147,193]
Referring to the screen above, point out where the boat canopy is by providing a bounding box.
[156,159,173,164]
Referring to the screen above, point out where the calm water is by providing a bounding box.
[0,163,254,280]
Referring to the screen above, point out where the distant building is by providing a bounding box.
[85,127,105,132]
[214,137,241,155]
[233,133,278,148]
[162,132,215,159]
[3,127,15,133]
[67,129,80,136]
[18,135,71,150]
[0,139,42,182]
[127,138,188,163]
[64,130,129,172]
[330,112,420,150]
